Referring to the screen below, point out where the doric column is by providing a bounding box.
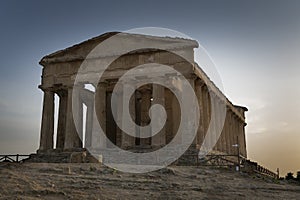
[85,102,93,148]
[121,82,136,148]
[242,122,247,157]
[91,82,107,149]
[236,120,241,155]
[221,106,228,153]
[165,89,173,144]
[151,83,166,148]
[219,101,227,153]
[39,89,55,151]
[64,86,83,150]
[215,98,223,152]
[211,93,218,151]
[241,121,245,156]
[172,86,181,144]
[170,76,186,145]
[236,119,245,157]
[235,115,240,154]
[229,112,236,155]
[78,87,94,148]
[200,86,209,150]
[56,90,68,149]
[206,88,212,149]
[225,111,231,154]
[235,116,240,155]
[225,111,232,154]
[195,79,205,149]
[115,89,123,147]
[186,77,197,145]
[227,112,232,154]
[140,88,151,146]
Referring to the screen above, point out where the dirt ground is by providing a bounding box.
[0,163,299,200]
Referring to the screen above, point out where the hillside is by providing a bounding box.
[0,163,299,199]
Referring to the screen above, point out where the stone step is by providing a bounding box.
[24,150,102,163]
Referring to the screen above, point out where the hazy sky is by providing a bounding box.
[0,0,299,176]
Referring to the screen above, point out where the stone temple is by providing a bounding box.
[34,32,247,164]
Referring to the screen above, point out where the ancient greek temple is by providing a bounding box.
[37,32,247,163]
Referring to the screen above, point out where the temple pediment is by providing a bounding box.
[40,32,198,65]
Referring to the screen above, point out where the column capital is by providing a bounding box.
[186,74,198,81]
[38,85,55,92]
[97,81,108,87]
[195,78,205,87]
[56,88,68,98]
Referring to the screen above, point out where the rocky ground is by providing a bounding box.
[0,162,300,199]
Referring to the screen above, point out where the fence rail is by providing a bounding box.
[186,153,278,179]
[0,153,278,179]
[0,154,30,163]
[243,159,279,179]
[199,154,240,167]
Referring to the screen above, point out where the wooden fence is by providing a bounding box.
[0,153,278,179]
[190,153,279,179]
[243,159,279,179]
[198,154,240,167]
[0,154,30,163]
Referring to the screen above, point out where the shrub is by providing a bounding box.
[285,172,294,180]
[296,171,300,182]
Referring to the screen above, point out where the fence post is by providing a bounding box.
[16,154,19,162]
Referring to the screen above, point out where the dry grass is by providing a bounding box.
[0,163,299,199]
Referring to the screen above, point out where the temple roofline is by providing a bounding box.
[39,32,199,66]
[193,63,247,121]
